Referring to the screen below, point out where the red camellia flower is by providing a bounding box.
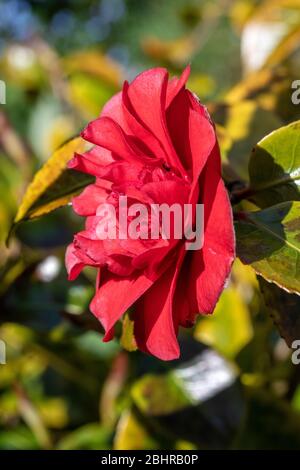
[66,66,235,360]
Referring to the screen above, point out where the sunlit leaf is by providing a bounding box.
[235,201,300,293]
[248,121,300,208]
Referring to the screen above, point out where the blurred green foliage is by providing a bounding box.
[0,0,300,450]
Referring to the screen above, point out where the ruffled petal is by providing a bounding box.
[81,116,156,165]
[68,146,114,177]
[126,67,186,175]
[72,184,108,216]
[65,243,85,280]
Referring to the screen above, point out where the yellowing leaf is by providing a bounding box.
[114,410,158,450]
[120,313,137,352]
[12,137,93,228]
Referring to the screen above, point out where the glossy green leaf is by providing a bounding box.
[235,201,300,294]
[248,121,300,208]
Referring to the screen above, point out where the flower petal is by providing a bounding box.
[126,67,186,175]
[133,253,185,360]
[166,64,191,108]
[90,271,154,334]
[81,116,155,165]
[65,243,85,280]
[167,90,215,179]
[175,144,235,320]
[72,184,108,216]
[68,146,114,177]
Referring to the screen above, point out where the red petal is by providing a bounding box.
[167,89,215,179]
[175,144,235,321]
[65,243,85,280]
[90,271,154,334]
[133,252,185,360]
[166,65,191,108]
[81,116,155,165]
[143,179,189,206]
[72,184,108,216]
[68,146,114,177]
[126,67,186,175]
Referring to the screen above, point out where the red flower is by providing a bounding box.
[66,66,235,360]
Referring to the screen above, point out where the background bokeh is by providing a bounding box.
[0,0,300,450]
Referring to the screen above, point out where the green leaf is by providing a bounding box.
[248,121,300,208]
[56,423,111,450]
[259,277,300,347]
[235,201,300,294]
[0,427,39,450]
[11,136,93,230]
